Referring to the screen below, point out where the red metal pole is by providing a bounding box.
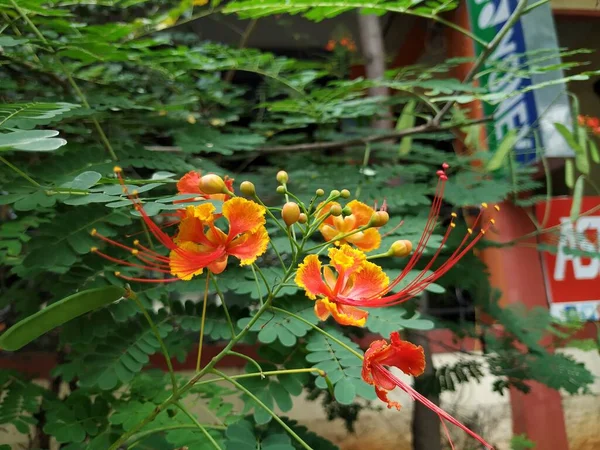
[445,4,571,450]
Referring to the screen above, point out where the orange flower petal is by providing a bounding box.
[226,226,269,266]
[175,207,213,245]
[207,255,229,274]
[177,171,201,194]
[169,241,226,280]
[295,255,329,300]
[375,386,402,410]
[314,298,368,327]
[328,245,366,273]
[384,332,426,377]
[222,197,266,238]
[344,261,388,299]
[345,228,381,252]
[319,224,339,243]
[347,200,375,227]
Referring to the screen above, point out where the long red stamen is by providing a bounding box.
[91,249,171,273]
[114,272,180,283]
[378,364,494,449]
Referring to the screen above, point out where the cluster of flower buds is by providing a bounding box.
[325,36,357,52]
[578,114,600,135]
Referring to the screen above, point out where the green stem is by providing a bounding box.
[175,402,223,450]
[226,351,264,375]
[355,142,372,199]
[252,263,272,297]
[271,307,364,360]
[0,156,41,187]
[194,368,326,387]
[107,297,275,450]
[9,0,118,161]
[213,369,313,450]
[251,264,265,305]
[212,277,235,338]
[196,272,211,372]
[131,293,178,394]
[125,424,226,449]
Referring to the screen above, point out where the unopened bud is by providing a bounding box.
[330,189,340,197]
[390,240,412,257]
[298,213,308,224]
[371,211,389,227]
[282,202,301,226]
[342,205,352,216]
[240,181,256,196]
[330,204,343,217]
[340,189,351,199]
[276,170,289,184]
[276,185,286,194]
[316,188,325,197]
[199,174,226,194]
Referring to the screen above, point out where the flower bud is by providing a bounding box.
[330,204,343,217]
[240,181,256,196]
[342,205,352,216]
[330,189,340,197]
[199,174,226,194]
[276,170,289,184]
[390,240,412,257]
[340,189,351,199]
[282,202,301,226]
[276,185,286,194]
[298,213,308,224]
[371,211,389,227]
[316,188,325,197]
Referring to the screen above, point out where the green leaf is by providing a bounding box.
[570,175,584,222]
[64,171,103,190]
[305,327,374,403]
[0,102,80,129]
[0,372,45,436]
[486,129,517,172]
[396,100,416,155]
[0,36,29,47]
[365,307,435,336]
[589,140,600,164]
[0,130,67,152]
[225,419,294,450]
[0,286,126,351]
[238,299,317,347]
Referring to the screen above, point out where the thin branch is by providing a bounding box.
[433,0,530,125]
[224,19,258,83]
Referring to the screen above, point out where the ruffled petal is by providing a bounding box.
[222,197,266,239]
[295,255,330,300]
[375,386,402,411]
[169,241,226,280]
[383,332,426,377]
[177,171,201,194]
[347,200,375,227]
[344,261,388,300]
[175,207,213,245]
[362,338,387,385]
[313,298,367,327]
[226,226,269,265]
[345,228,381,252]
[328,245,366,274]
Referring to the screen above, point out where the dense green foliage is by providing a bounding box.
[1,1,598,449]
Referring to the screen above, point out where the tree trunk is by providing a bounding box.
[356,14,392,130]
[406,293,443,450]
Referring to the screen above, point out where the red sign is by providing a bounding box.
[536,196,600,321]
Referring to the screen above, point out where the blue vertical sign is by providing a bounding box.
[466,0,574,164]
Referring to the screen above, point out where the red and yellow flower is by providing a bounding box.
[362,332,493,449]
[177,170,235,202]
[297,164,499,318]
[317,200,382,252]
[294,245,388,327]
[92,168,268,282]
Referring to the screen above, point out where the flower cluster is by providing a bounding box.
[91,164,494,448]
[325,36,357,52]
[578,114,600,135]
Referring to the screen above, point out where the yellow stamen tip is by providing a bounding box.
[133,239,140,246]
[494,205,500,211]
[90,247,98,252]
[90,228,97,236]
[450,223,456,228]
[132,190,139,195]
[132,249,139,255]
[113,166,122,173]
[481,202,488,208]
[451,212,457,218]
[467,228,473,234]
[481,229,486,235]
[490,219,496,224]
[114,271,121,276]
